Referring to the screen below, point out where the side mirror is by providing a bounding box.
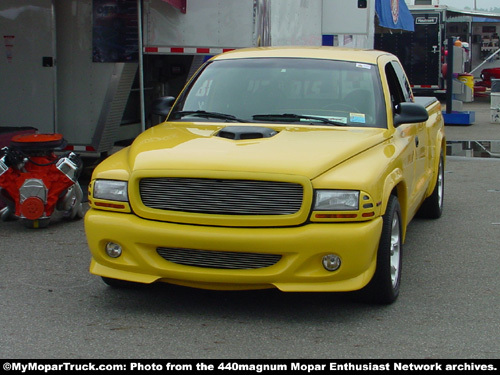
[151,96,176,117]
[393,102,429,127]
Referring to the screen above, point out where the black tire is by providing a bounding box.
[356,195,403,304]
[101,276,143,289]
[417,154,444,219]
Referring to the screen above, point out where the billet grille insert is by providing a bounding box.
[157,247,282,270]
[139,178,303,215]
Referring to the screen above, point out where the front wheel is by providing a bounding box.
[356,195,402,304]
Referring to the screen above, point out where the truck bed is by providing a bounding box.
[414,96,438,109]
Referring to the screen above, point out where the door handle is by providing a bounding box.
[42,56,54,67]
[415,136,420,147]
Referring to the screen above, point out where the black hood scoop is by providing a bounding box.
[217,126,278,140]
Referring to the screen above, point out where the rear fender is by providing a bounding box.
[424,137,446,199]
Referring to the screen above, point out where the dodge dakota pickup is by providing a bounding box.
[85,47,445,304]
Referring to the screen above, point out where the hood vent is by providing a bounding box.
[217,126,277,140]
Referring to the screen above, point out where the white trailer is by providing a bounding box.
[1,1,58,135]
[143,0,323,52]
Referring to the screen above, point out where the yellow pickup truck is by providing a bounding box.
[85,47,445,304]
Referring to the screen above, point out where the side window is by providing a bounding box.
[391,61,413,102]
[384,62,406,112]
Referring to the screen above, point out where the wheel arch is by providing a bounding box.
[381,169,409,241]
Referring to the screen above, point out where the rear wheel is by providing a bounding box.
[418,154,444,219]
[357,195,402,304]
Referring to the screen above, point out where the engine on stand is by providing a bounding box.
[0,134,84,228]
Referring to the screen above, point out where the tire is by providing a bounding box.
[417,154,444,219]
[101,276,143,289]
[357,195,402,304]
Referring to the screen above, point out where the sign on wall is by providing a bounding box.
[92,0,138,62]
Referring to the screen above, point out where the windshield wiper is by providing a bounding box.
[253,113,347,126]
[171,110,247,123]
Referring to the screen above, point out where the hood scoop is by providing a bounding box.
[217,126,278,140]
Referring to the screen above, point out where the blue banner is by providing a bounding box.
[376,0,415,31]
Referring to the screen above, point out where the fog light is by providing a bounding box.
[105,242,122,258]
[322,254,341,271]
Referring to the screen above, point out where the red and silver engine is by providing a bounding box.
[0,134,84,228]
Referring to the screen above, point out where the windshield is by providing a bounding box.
[170,58,386,128]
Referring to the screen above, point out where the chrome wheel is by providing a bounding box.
[436,158,444,211]
[390,215,401,288]
[357,195,402,304]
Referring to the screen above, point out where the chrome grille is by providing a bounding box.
[139,178,303,215]
[157,247,282,269]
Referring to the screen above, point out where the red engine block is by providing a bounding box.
[0,134,83,227]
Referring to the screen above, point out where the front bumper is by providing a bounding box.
[85,209,383,292]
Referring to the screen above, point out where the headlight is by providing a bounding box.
[314,190,359,211]
[93,180,128,202]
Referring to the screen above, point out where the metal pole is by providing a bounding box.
[446,38,454,114]
[137,0,146,133]
[51,0,58,133]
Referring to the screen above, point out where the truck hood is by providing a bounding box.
[128,122,389,179]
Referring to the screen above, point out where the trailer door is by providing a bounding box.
[408,13,442,89]
[0,0,56,132]
[375,12,442,90]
